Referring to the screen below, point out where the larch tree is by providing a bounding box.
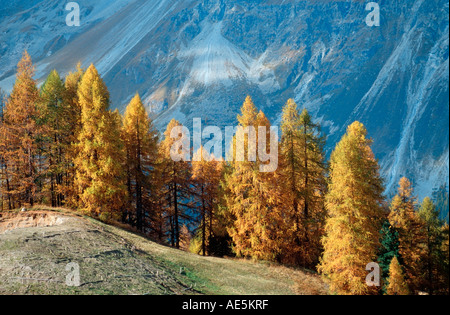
[0,88,8,210]
[387,256,410,295]
[64,63,85,206]
[224,97,259,259]
[319,121,385,295]
[0,88,5,123]
[179,224,192,252]
[191,146,224,256]
[0,88,5,119]
[64,63,84,128]
[157,119,193,248]
[121,93,159,231]
[209,162,236,257]
[279,99,326,267]
[64,63,84,142]
[74,64,127,219]
[439,224,449,295]
[0,51,41,207]
[225,96,283,261]
[253,110,285,260]
[418,197,443,295]
[388,177,426,293]
[37,70,71,207]
[149,163,166,241]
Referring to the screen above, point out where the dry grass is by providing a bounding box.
[0,207,329,295]
[96,217,329,295]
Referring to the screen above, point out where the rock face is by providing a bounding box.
[0,0,448,198]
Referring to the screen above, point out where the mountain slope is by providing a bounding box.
[0,0,448,200]
[0,209,328,295]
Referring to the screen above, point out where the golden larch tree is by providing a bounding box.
[121,93,158,231]
[225,96,283,261]
[319,121,385,295]
[0,51,41,207]
[157,119,192,248]
[387,256,410,295]
[63,63,85,206]
[192,146,224,256]
[418,197,443,295]
[74,64,127,219]
[37,69,72,207]
[0,88,9,210]
[388,177,426,293]
[279,99,327,267]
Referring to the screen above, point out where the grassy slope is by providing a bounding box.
[0,207,328,295]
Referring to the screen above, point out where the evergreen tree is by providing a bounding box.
[378,220,401,293]
[74,64,127,219]
[319,121,385,295]
[387,256,410,295]
[121,93,158,231]
[388,177,426,293]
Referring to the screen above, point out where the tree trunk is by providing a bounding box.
[202,184,206,256]
[135,125,143,231]
[174,173,180,249]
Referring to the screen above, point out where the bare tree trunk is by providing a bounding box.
[201,184,206,256]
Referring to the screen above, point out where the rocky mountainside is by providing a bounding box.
[0,0,448,199]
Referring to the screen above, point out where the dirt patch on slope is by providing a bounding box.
[0,211,70,235]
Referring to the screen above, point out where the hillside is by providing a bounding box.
[0,208,328,295]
